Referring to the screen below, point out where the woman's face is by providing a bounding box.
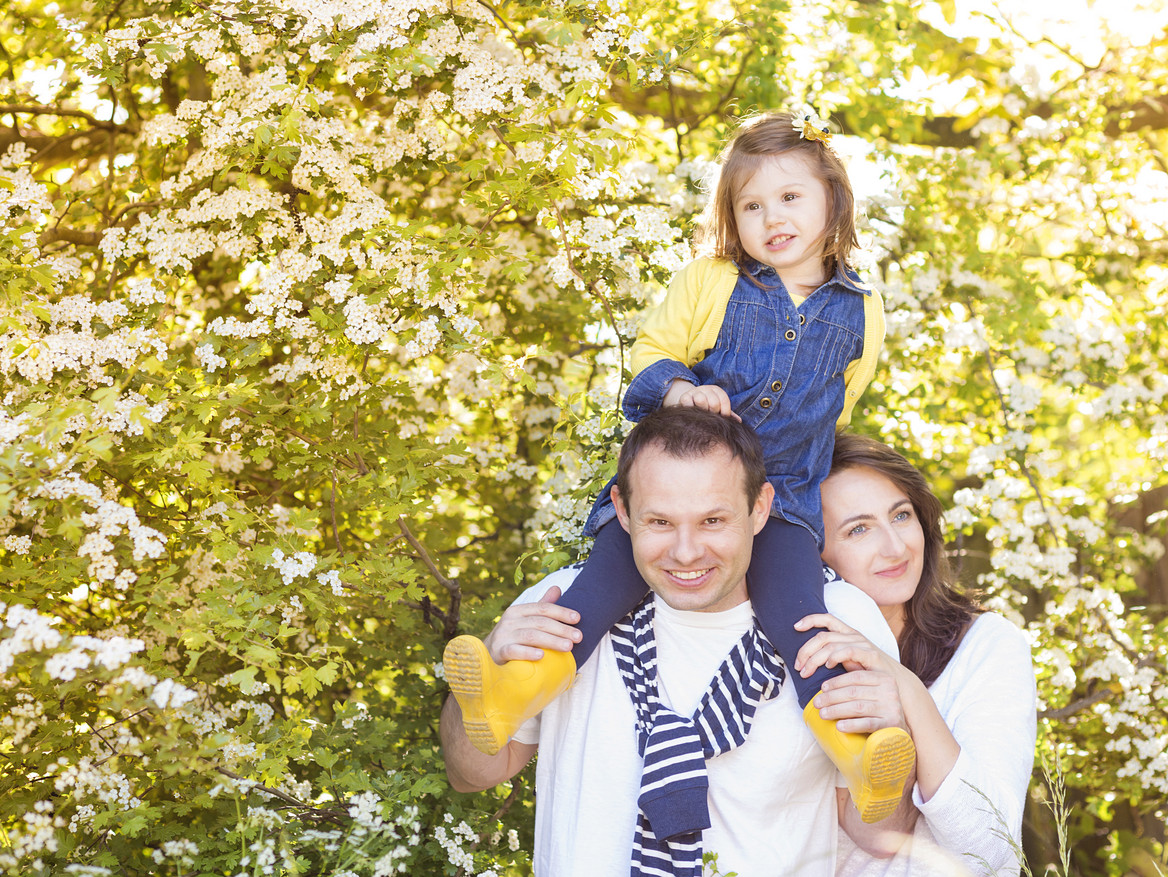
[820,465,925,637]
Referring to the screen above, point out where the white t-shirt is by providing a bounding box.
[512,567,898,877]
[835,612,1036,877]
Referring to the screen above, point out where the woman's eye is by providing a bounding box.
[893,510,912,522]
[847,524,867,537]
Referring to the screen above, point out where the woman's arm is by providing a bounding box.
[905,616,1036,873]
[797,613,1036,873]
[796,613,962,800]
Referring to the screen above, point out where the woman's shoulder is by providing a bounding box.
[932,611,1033,695]
[959,611,1032,661]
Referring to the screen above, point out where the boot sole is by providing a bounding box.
[856,728,917,823]
[444,636,506,756]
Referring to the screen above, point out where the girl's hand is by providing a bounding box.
[794,613,908,734]
[662,380,741,421]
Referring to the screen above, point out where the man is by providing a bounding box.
[440,408,900,875]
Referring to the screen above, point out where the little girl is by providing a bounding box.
[445,111,914,822]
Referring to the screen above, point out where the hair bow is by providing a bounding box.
[793,113,832,145]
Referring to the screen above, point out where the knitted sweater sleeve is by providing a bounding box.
[913,613,1036,875]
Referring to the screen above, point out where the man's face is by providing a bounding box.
[612,444,773,613]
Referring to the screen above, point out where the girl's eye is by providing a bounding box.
[782,192,798,202]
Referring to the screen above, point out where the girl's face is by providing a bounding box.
[732,152,830,295]
[819,465,924,638]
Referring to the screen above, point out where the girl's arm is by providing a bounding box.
[623,259,737,420]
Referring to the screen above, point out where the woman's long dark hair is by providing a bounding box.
[829,433,983,687]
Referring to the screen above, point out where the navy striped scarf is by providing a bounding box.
[611,596,786,877]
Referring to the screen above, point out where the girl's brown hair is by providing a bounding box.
[694,111,858,278]
[829,433,983,687]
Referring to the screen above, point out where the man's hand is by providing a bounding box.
[662,379,741,421]
[483,585,581,663]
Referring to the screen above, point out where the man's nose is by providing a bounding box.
[670,527,703,564]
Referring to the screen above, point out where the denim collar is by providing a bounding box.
[738,257,871,295]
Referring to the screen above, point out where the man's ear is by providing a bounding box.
[611,485,632,533]
[751,483,775,535]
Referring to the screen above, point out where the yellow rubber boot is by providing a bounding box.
[443,635,576,756]
[803,702,916,823]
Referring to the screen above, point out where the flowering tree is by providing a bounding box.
[1,0,1165,874]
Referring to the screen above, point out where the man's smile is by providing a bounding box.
[669,568,712,581]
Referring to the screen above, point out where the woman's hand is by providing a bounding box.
[795,613,908,734]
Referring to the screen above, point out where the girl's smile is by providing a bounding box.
[733,152,831,296]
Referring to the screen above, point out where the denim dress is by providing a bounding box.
[584,259,871,548]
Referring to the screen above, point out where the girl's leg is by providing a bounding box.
[747,517,843,707]
[748,517,915,824]
[556,519,649,666]
[444,519,648,756]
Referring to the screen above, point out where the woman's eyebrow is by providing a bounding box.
[835,511,875,528]
[837,500,911,528]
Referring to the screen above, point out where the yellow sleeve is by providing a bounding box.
[837,287,886,427]
[630,259,738,377]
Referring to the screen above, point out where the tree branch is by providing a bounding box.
[38,227,102,248]
[1037,688,1111,721]
[397,516,458,596]
[214,767,348,824]
[0,103,118,128]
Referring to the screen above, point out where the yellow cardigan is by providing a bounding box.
[630,258,885,427]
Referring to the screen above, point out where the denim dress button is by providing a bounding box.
[760,397,772,408]
[784,329,797,341]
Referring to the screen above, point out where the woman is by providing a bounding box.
[795,433,1036,876]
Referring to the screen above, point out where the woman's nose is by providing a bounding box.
[880,528,906,557]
